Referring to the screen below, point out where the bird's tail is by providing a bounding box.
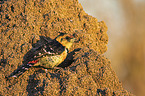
[7,60,38,79]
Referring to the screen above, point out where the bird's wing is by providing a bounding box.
[24,36,65,62]
[33,39,65,60]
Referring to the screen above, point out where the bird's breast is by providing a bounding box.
[38,49,67,68]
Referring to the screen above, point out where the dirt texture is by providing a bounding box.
[0,0,134,96]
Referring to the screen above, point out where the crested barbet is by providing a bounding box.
[8,33,76,78]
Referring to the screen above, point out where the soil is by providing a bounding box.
[0,0,134,95]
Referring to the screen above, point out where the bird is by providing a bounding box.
[7,33,76,78]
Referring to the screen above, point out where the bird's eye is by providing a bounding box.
[65,36,70,40]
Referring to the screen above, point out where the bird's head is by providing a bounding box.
[55,33,76,50]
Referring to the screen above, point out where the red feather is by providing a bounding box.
[28,60,39,64]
